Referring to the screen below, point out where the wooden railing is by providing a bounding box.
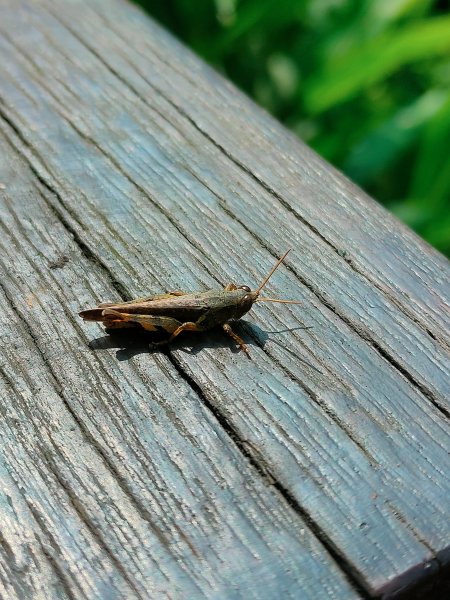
[1,1,449,598]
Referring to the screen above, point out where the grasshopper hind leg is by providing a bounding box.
[102,309,204,348]
[102,308,181,333]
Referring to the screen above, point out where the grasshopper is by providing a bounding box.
[79,250,300,354]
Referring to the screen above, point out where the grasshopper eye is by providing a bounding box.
[238,285,251,292]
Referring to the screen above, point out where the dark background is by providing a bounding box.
[136,0,450,257]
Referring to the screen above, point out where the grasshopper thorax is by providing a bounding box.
[224,287,258,320]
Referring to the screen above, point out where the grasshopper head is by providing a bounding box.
[229,286,259,319]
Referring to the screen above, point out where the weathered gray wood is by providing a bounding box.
[0,0,449,597]
[4,0,450,413]
[0,135,359,599]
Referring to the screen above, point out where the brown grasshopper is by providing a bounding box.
[79,250,300,354]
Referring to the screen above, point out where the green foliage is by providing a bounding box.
[136,0,450,257]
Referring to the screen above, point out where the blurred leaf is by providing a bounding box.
[267,53,300,99]
[305,14,450,113]
[392,194,450,256]
[343,89,448,185]
[425,219,450,256]
[410,92,450,205]
[372,0,435,21]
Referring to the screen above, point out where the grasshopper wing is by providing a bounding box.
[79,292,187,322]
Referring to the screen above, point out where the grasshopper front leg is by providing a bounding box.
[222,323,249,354]
[157,318,250,354]
[195,307,250,354]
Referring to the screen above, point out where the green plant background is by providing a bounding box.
[136,0,450,257]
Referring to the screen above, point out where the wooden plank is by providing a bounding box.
[0,134,359,599]
[4,0,449,415]
[0,0,449,596]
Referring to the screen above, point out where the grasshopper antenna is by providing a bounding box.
[257,297,302,304]
[254,250,301,304]
[255,249,292,295]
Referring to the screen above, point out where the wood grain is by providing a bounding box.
[0,134,359,599]
[0,0,449,597]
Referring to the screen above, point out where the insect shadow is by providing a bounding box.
[88,321,310,361]
[88,320,264,361]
